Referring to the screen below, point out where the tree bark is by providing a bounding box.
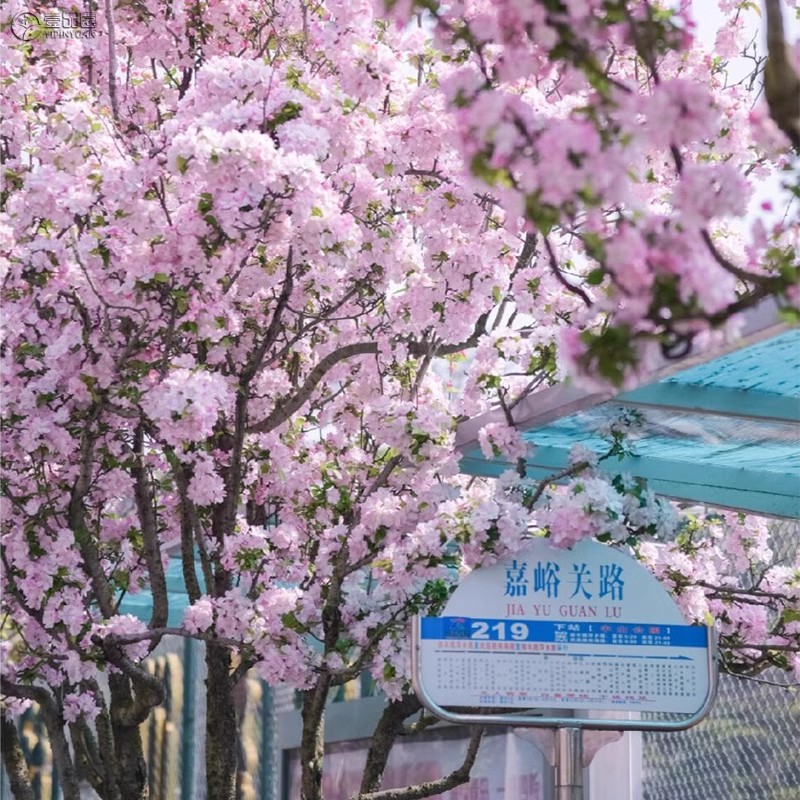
[38,696,81,800]
[353,727,484,800]
[359,695,423,795]
[299,674,333,800]
[205,643,238,800]
[0,682,81,800]
[0,715,36,800]
[108,673,150,800]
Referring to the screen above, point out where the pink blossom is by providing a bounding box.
[184,598,215,634]
[141,369,234,447]
[187,455,226,506]
[63,690,100,724]
[478,422,528,461]
[92,615,151,662]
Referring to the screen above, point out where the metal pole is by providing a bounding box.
[555,727,584,800]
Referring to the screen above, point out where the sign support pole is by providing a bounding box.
[555,727,583,800]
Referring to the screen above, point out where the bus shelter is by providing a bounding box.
[457,302,799,518]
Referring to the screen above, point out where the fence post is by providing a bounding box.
[180,638,197,800]
[259,682,276,800]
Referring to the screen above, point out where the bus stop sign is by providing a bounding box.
[412,538,717,731]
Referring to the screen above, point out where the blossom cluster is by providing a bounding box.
[639,512,800,680]
[385,0,800,388]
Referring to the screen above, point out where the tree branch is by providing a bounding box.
[353,727,484,800]
[90,637,166,726]
[700,230,775,285]
[523,461,589,511]
[241,247,296,384]
[91,625,247,650]
[0,714,36,800]
[497,389,527,479]
[694,580,796,603]
[300,672,333,800]
[132,425,168,634]
[0,681,81,800]
[92,686,123,799]
[165,449,204,604]
[543,237,592,307]
[246,247,530,438]
[69,419,116,619]
[358,695,423,795]
[247,342,377,434]
[248,314,499,438]
[70,717,115,800]
[103,0,120,122]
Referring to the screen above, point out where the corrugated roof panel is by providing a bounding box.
[662,329,800,395]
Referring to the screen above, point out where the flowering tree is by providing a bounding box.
[1,0,799,799]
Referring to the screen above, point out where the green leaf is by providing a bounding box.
[281,611,306,634]
[469,152,512,188]
[580,325,638,388]
[173,290,188,314]
[197,192,214,214]
[524,194,560,235]
[778,306,800,324]
[265,100,303,132]
[586,268,605,286]
[781,609,800,625]
[443,191,459,208]
[583,232,606,262]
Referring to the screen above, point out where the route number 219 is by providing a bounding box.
[470,621,529,640]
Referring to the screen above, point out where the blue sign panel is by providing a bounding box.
[421,617,708,648]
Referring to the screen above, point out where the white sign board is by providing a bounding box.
[414,539,715,721]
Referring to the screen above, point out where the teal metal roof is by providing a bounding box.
[620,329,800,423]
[120,555,204,626]
[460,327,800,518]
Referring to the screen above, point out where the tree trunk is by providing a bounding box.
[39,700,81,800]
[0,715,36,800]
[205,643,238,800]
[299,674,332,800]
[109,673,149,800]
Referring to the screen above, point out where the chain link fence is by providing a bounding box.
[643,671,800,800]
[643,520,800,800]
